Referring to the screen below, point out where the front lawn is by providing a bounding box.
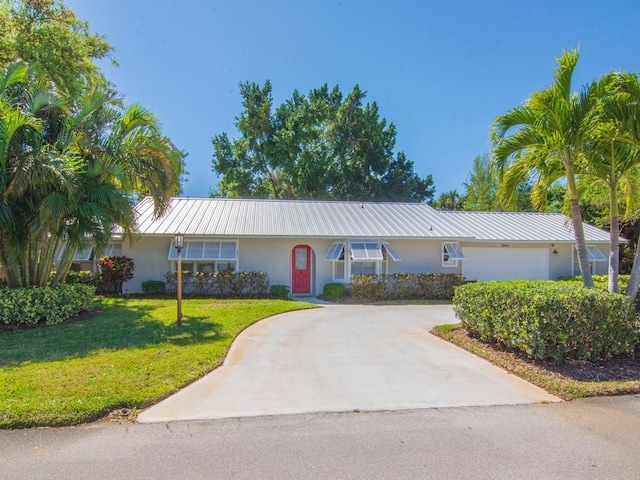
[0,297,315,428]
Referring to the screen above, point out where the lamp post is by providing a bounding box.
[174,233,184,327]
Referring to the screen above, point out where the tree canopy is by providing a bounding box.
[0,0,113,96]
[212,81,435,203]
[0,61,184,288]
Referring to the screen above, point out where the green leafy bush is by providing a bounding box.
[0,284,95,327]
[558,274,639,310]
[141,280,166,295]
[164,271,269,297]
[98,256,134,295]
[350,273,465,300]
[64,270,99,286]
[453,280,639,362]
[323,283,345,302]
[269,284,290,298]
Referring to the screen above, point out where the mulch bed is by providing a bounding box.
[441,327,640,384]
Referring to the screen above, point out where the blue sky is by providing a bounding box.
[67,0,640,200]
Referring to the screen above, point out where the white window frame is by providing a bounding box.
[98,242,123,258]
[572,245,606,275]
[169,239,239,273]
[349,240,384,260]
[442,242,464,268]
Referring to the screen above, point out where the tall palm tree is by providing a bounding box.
[492,49,595,287]
[580,71,640,292]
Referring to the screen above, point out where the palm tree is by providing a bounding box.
[492,49,595,287]
[0,60,184,288]
[579,71,640,292]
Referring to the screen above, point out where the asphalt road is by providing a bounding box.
[2,396,640,480]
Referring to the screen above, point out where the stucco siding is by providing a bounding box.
[125,236,173,293]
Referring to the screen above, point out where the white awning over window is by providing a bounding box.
[99,243,122,257]
[443,242,465,261]
[382,242,401,261]
[168,240,237,260]
[586,245,607,262]
[349,241,384,260]
[324,241,345,261]
[73,245,94,261]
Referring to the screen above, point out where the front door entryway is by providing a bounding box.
[292,245,312,294]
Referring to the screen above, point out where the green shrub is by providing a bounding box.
[453,280,639,362]
[141,280,166,295]
[558,274,639,310]
[269,284,290,298]
[323,283,345,302]
[164,271,269,297]
[350,273,465,300]
[0,284,95,327]
[64,270,99,286]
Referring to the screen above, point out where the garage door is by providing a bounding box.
[462,247,549,281]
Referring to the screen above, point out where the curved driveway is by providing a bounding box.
[138,304,559,423]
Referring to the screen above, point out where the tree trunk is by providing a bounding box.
[565,162,594,287]
[608,183,619,293]
[626,242,640,298]
[50,244,76,288]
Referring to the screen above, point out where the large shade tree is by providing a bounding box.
[0,61,184,288]
[492,49,595,287]
[212,81,435,203]
[0,0,113,97]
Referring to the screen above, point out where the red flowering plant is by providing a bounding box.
[98,256,134,295]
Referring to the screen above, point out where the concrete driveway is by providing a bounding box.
[138,304,559,423]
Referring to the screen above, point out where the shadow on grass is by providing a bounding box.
[0,301,230,367]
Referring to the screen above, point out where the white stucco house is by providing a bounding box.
[85,197,611,295]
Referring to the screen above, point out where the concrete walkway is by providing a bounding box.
[137,304,559,423]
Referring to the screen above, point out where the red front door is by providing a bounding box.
[292,245,311,294]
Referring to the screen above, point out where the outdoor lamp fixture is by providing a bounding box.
[174,233,184,327]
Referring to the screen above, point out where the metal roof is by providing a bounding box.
[134,197,611,243]
[439,211,611,243]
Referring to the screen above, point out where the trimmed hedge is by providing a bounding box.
[323,282,345,302]
[269,284,290,298]
[165,271,270,297]
[350,273,465,300]
[0,284,95,327]
[141,280,166,295]
[64,270,99,286]
[453,280,639,362]
[558,274,640,310]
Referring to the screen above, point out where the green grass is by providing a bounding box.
[0,297,315,428]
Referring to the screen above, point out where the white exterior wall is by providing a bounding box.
[125,235,611,293]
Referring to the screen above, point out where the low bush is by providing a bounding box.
[64,270,99,286]
[164,271,270,297]
[269,284,290,298]
[141,280,166,295]
[0,284,95,327]
[350,273,465,300]
[453,280,639,363]
[323,283,345,302]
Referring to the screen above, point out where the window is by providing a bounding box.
[351,261,376,275]
[169,239,238,273]
[324,240,400,280]
[169,240,237,260]
[349,241,384,260]
[573,245,606,275]
[98,243,123,258]
[442,242,465,268]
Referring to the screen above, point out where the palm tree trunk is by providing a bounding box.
[51,244,75,288]
[566,163,594,288]
[608,182,620,293]
[626,243,640,298]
